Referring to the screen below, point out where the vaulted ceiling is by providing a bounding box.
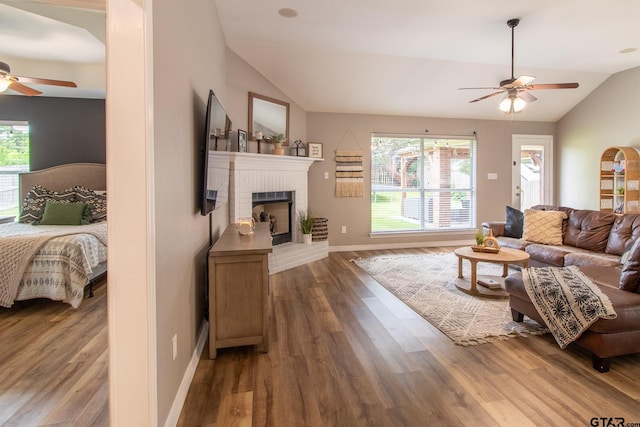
[2,0,639,122]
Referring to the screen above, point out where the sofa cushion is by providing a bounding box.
[619,237,640,293]
[496,236,529,251]
[564,251,622,268]
[588,285,640,333]
[504,206,524,238]
[605,213,640,256]
[525,244,569,267]
[523,209,567,245]
[574,266,640,334]
[563,210,616,252]
[506,268,640,334]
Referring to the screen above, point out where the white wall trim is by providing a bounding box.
[328,239,474,252]
[106,0,157,424]
[145,1,158,423]
[164,320,209,427]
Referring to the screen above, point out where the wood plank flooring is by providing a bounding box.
[178,248,640,427]
[0,279,108,427]
[2,249,639,426]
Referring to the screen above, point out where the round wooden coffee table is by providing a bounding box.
[454,246,529,299]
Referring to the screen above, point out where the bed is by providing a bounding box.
[0,163,107,309]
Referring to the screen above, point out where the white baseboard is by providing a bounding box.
[164,320,209,427]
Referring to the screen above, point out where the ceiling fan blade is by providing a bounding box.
[518,91,538,103]
[526,83,579,90]
[459,86,502,90]
[14,75,77,88]
[9,81,42,96]
[468,91,505,103]
[512,75,536,87]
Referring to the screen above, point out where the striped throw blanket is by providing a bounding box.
[522,266,616,348]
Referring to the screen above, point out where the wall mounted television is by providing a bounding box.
[200,89,232,216]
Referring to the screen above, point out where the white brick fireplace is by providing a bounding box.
[226,152,328,273]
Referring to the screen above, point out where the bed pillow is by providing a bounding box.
[36,201,90,225]
[522,209,567,245]
[73,186,107,222]
[504,206,524,238]
[19,185,76,223]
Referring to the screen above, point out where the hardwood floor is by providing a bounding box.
[0,279,108,427]
[2,250,639,426]
[178,248,640,427]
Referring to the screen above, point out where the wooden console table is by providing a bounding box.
[208,222,272,359]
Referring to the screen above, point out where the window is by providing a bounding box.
[0,121,30,218]
[371,134,476,233]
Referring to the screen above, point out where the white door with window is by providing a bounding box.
[512,134,553,210]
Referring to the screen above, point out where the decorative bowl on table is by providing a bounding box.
[471,245,500,253]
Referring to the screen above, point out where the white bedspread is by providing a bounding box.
[0,222,107,308]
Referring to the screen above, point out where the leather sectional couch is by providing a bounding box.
[483,205,640,372]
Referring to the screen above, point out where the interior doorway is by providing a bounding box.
[512,134,553,210]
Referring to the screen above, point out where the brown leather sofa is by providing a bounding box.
[483,205,640,372]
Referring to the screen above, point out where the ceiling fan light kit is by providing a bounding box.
[460,18,579,114]
[499,94,526,114]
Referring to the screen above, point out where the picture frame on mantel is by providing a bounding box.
[238,129,247,152]
[308,142,323,159]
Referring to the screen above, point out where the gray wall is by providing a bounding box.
[307,112,556,248]
[0,95,105,170]
[557,66,640,209]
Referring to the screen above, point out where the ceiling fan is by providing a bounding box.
[0,61,77,96]
[459,18,579,114]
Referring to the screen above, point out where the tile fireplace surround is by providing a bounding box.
[212,151,328,274]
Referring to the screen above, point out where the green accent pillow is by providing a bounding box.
[36,201,91,225]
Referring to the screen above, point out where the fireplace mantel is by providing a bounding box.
[228,152,318,172]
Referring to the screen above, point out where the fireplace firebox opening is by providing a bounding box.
[252,191,293,245]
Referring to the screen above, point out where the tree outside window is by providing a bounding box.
[0,122,30,217]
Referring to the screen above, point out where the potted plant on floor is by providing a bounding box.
[298,209,314,244]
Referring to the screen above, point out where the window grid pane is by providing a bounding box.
[0,122,30,218]
[371,136,476,233]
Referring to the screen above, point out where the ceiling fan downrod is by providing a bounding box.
[501,18,520,87]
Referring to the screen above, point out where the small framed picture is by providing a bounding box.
[238,129,247,152]
[308,142,323,159]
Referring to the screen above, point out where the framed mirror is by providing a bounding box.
[248,92,290,143]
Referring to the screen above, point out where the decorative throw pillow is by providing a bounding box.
[73,186,107,222]
[36,201,90,225]
[504,206,524,238]
[19,185,76,224]
[620,237,640,293]
[621,244,634,264]
[522,209,567,245]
